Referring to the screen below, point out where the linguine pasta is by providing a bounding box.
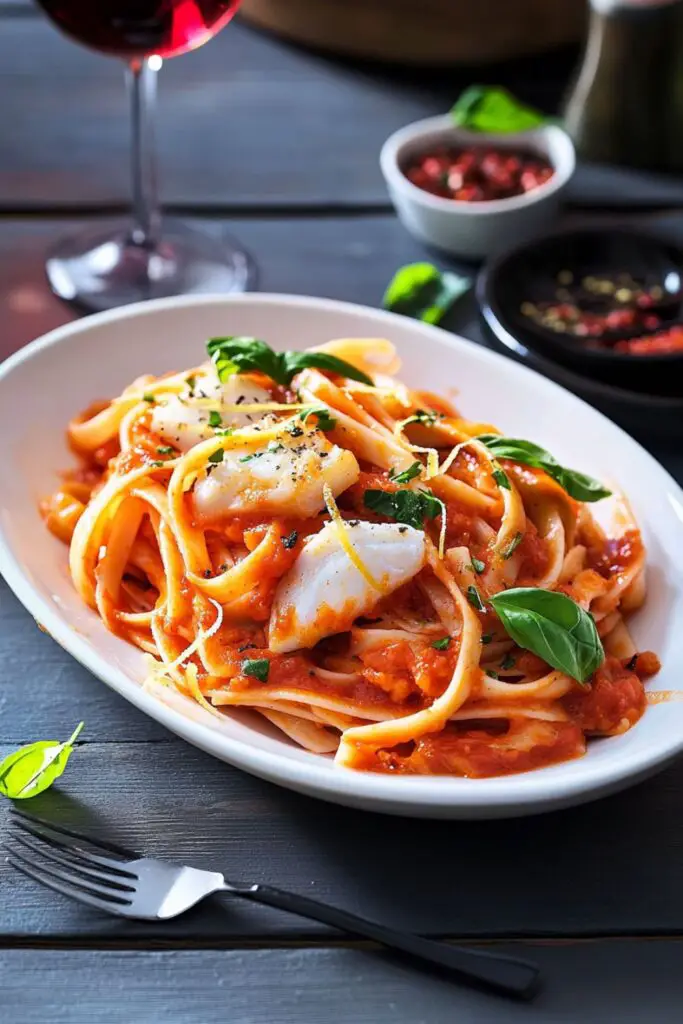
[41,336,660,777]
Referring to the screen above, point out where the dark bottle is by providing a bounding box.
[563,0,683,172]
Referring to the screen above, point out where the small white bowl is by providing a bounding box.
[380,115,576,260]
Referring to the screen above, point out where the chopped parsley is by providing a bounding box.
[150,460,165,468]
[208,410,223,429]
[185,374,197,395]
[241,658,270,683]
[282,530,299,549]
[492,466,510,490]
[389,461,423,484]
[471,556,485,574]
[142,393,155,403]
[240,441,284,463]
[410,408,443,426]
[502,532,524,560]
[501,653,516,670]
[363,487,442,530]
[481,633,493,645]
[156,446,174,455]
[431,637,451,651]
[207,447,225,465]
[466,585,486,612]
[300,407,337,431]
[485,669,499,679]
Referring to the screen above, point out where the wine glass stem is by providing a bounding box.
[127,58,160,248]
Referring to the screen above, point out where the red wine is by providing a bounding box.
[35,0,241,59]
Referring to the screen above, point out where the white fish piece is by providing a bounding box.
[193,428,359,519]
[269,521,426,653]
[150,369,271,451]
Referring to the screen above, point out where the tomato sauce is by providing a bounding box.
[562,656,645,735]
[354,720,585,777]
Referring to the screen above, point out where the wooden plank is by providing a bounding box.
[2,16,683,211]
[3,737,683,941]
[3,941,683,1023]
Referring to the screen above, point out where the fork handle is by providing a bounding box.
[234,883,539,1000]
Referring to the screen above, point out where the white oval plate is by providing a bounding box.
[1,294,682,819]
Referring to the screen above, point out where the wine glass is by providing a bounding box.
[34,1,253,312]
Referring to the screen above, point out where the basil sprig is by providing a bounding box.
[0,722,84,800]
[207,337,373,387]
[364,487,441,530]
[489,589,603,684]
[451,86,548,134]
[478,435,611,503]
[382,262,470,325]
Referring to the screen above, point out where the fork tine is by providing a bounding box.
[8,829,137,893]
[9,812,138,879]
[6,845,133,914]
[10,807,140,860]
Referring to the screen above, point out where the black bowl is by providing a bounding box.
[478,228,683,397]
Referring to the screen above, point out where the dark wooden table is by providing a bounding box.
[3,9,683,1023]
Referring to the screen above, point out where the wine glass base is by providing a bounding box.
[45,218,255,314]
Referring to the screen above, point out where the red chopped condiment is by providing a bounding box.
[403,145,554,202]
[614,324,683,355]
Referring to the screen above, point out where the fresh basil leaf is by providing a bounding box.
[467,585,486,612]
[207,337,373,387]
[502,532,523,560]
[363,488,440,530]
[0,722,84,800]
[492,466,510,490]
[471,556,486,574]
[419,489,443,521]
[299,406,337,431]
[208,337,285,384]
[282,351,373,387]
[489,588,604,684]
[208,447,225,465]
[451,85,547,134]
[389,461,423,484]
[208,410,222,429]
[431,637,451,651]
[478,435,611,502]
[241,658,270,683]
[383,262,470,325]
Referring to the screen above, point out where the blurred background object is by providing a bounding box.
[239,0,587,65]
[563,0,683,172]
[34,0,253,312]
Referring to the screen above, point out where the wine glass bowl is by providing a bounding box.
[33,0,252,312]
[35,1,242,60]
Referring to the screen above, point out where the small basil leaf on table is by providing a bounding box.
[207,337,372,387]
[488,588,604,684]
[477,435,611,502]
[0,721,84,800]
[451,86,548,133]
[382,263,471,325]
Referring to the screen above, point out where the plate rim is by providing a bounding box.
[1,291,682,818]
